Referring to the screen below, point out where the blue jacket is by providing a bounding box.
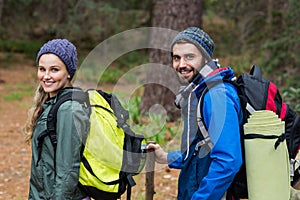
[168,67,243,200]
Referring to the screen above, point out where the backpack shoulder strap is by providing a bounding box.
[37,90,89,166]
[47,90,89,149]
[195,79,239,152]
[111,94,131,133]
[47,92,72,148]
[195,80,225,152]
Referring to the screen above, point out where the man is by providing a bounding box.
[148,27,243,200]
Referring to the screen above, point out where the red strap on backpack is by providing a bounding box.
[266,81,287,120]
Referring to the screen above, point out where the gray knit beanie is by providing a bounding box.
[36,39,77,79]
[171,27,215,58]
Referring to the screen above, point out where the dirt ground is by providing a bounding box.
[0,63,179,200]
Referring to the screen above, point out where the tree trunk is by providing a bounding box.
[145,146,156,200]
[58,0,68,37]
[0,0,4,25]
[140,0,203,121]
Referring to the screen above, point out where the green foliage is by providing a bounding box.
[259,0,300,101]
[115,50,149,69]
[132,114,177,145]
[0,40,42,59]
[0,52,15,67]
[127,95,142,124]
[262,0,300,70]
[3,83,34,102]
[0,0,152,51]
[78,59,142,85]
[79,65,125,84]
[0,0,298,116]
[78,50,148,84]
[100,68,125,84]
[51,1,151,50]
[126,96,181,145]
[4,92,23,101]
[283,87,300,113]
[209,0,299,106]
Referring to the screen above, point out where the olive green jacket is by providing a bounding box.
[28,88,90,200]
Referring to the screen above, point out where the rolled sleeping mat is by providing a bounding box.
[244,110,290,200]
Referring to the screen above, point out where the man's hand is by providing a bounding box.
[147,143,168,164]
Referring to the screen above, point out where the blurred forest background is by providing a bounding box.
[0,1,299,199]
[0,0,299,112]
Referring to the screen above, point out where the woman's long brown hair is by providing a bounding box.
[24,84,48,144]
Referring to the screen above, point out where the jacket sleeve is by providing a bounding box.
[191,83,243,200]
[53,101,90,199]
[167,150,183,169]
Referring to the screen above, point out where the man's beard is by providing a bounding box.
[177,73,190,85]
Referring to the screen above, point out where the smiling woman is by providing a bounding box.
[37,54,71,97]
[24,39,91,200]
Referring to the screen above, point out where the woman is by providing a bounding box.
[24,39,90,199]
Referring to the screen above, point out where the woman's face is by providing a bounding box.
[37,54,71,97]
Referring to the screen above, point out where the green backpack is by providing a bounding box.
[38,88,146,200]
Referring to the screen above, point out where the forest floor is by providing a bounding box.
[0,61,179,200]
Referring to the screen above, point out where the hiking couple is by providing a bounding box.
[25,27,245,200]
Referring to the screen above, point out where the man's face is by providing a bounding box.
[172,43,205,83]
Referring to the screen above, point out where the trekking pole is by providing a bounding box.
[146,141,156,200]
